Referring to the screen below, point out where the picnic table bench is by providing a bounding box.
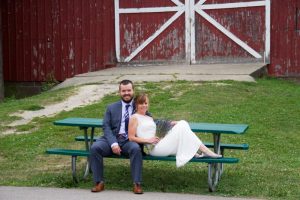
[46,117,249,192]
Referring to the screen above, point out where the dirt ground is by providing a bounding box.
[3,84,117,135]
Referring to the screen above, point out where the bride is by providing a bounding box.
[128,93,222,167]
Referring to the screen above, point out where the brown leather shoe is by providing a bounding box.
[91,182,104,192]
[133,183,143,194]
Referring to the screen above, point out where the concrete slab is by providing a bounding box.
[76,63,265,76]
[53,63,265,90]
[176,75,255,82]
[116,75,175,83]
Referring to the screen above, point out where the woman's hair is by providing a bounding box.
[134,93,148,108]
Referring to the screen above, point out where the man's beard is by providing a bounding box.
[121,95,133,103]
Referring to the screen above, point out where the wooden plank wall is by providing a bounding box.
[1,0,115,82]
[118,0,186,63]
[1,0,300,80]
[195,0,265,63]
[269,0,300,76]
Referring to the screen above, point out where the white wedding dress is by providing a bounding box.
[133,114,203,167]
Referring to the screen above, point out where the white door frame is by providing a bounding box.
[114,0,271,63]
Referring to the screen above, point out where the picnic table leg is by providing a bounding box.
[83,163,90,179]
[90,127,95,147]
[214,133,224,179]
[82,127,95,179]
[89,128,95,173]
[208,162,221,192]
[213,133,221,154]
[220,148,225,178]
[83,128,90,179]
[71,156,79,183]
[208,133,222,192]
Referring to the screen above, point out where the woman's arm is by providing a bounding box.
[128,116,159,144]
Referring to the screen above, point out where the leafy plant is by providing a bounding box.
[41,71,59,91]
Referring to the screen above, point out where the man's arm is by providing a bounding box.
[103,105,118,146]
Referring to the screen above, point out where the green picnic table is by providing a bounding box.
[47,117,249,192]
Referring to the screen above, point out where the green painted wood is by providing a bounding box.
[142,156,239,163]
[74,136,249,150]
[53,118,103,128]
[75,135,99,141]
[54,118,248,134]
[204,143,249,150]
[189,122,248,134]
[46,149,90,156]
[46,148,239,163]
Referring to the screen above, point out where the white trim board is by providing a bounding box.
[199,1,266,10]
[119,7,184,14]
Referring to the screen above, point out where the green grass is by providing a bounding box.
[0,78,300,199]
[0,86,77,132]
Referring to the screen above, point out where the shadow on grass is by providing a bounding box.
[32,159,236,195]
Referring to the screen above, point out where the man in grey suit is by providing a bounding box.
[90,80,143,194]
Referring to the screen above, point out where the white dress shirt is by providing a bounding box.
[119,100,134,134]
[111,100,133,148]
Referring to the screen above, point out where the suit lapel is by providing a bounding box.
[116,101,123,131]
[116,101,122,124]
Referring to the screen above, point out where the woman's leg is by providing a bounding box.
[178,120,222,158]
[198,144,222,158]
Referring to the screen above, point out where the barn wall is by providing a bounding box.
[1,0,115,82]
[268,0,300,76]
[1,0,300,81]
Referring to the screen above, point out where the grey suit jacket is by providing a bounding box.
[102,100,124,146]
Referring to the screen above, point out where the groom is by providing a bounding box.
[90,79,143,194]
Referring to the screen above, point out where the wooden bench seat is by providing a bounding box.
[46,148,239,163]
[46,147,239,188]
[74,135,249,153]
[46,148,90,157]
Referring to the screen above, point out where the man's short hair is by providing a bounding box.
[119,80,134,89]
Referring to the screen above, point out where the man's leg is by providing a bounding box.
[90,138,112,184]
[121,141,143,183]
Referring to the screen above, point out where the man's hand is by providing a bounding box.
[112,145,122,155]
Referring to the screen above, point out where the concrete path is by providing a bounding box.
[53,63,265,90]
[0,186,262,200]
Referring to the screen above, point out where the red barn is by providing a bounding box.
[1,0,300,85]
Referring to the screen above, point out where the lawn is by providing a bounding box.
[0,78,299,200]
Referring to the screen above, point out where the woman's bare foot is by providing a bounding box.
[202,151,222,158]
[199,144,222,158]
[194,152,203,158]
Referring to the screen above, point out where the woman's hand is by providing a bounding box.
[147,137,160,144]
[170,121,178,126]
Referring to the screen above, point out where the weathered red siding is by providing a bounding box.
[117,0,266,64]
[195,0,265,63]
[1,0,300,80]
[268,0,300,76]
[1,0,115,82]
[118,0,300,76]
[119,0,186,63]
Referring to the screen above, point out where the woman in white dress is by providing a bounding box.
[128,93,222,167]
